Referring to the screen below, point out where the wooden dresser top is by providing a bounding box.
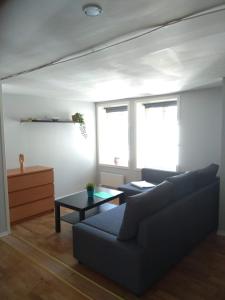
[7,166,53,178]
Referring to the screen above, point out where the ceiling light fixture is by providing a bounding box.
[83,4,102,17]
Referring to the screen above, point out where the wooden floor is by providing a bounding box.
[1,209,225,299]
[0,239,89,300]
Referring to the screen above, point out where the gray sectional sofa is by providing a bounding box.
[118,168,180,197]
[73,164,219,295]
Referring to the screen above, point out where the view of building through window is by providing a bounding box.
[97,104,129,167]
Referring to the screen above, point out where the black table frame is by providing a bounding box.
[55,190,125,232]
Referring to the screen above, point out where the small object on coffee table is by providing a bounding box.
[131,180,155,188]
[94,191,112,199]
[86,182,95,198]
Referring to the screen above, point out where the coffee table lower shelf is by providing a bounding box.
[61,203,116,224]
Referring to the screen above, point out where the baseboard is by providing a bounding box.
[217,230,225,236]
[0,231,10,237]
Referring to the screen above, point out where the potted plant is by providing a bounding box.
[72,113,87,138]
[86,183,95,198]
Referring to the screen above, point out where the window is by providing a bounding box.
[97,104,129,167]
[136,99,179,171]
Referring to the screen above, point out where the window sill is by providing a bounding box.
[98,164,129,170]
[134,167,142,171]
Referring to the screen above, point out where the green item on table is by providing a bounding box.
[94,191,112,199]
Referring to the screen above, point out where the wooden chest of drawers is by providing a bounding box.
[7,166,55,223]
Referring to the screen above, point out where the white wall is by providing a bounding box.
[3,94,96,198]
[3,87,222,196]
[0,85,10,235]
[98,87,222,183]
[179,87,222,171]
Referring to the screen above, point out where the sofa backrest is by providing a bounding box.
[137,180,219,250]
[195,163,219,188]
[166,163,219,200]
[166,171,197,200]
[118,164,219,243]
[117,181,174,241]
[142,168,180,184]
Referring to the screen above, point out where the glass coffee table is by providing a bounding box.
[55,186,125,232]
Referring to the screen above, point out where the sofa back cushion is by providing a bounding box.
[142,168,180,184]
[137,180,219,249]
[166,171,197,199]
[117,181,174,241]
[196,164,219,188]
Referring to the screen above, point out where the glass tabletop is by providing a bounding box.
[56,186,123,210]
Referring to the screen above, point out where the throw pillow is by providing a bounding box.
[117,181,174,241]
[196,163,219,188]
[166,171,198,199]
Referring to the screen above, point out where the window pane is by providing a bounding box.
[137,101,178,171]
[98,105,129,167]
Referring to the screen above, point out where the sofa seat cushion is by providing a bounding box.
[117,181,174,241]
[196,164,219,188]
[118,182,154,197]
[82,204,126,236]
[166,171,197,199]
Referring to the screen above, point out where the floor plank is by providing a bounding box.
[0,239,89,300]
[2,234,122,300]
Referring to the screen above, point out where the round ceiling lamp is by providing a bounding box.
[83,4,103,16]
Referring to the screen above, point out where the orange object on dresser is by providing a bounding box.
[7,166,55,223]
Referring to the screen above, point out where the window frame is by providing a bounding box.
[96,100,131,169]
[134,95,180,171]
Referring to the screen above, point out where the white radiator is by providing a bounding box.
[100,172,125,188]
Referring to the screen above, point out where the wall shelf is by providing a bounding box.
[20,118,87,137]
[20,119,75,123]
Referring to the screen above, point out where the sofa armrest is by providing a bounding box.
[141,168,180,183]
[73,223,145,293]
[73,222,143,263]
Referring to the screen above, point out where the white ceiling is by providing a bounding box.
[1,0,225,102]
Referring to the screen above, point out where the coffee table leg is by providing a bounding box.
[55,203,61,233]
[119,193,125,205]
[79,210,85,221]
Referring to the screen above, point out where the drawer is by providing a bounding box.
[10,197,54,223]
[9,184,54,208]
[8,170,53,192]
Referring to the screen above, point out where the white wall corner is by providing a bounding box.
[219,78,225,233]
[0,83,10,234]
